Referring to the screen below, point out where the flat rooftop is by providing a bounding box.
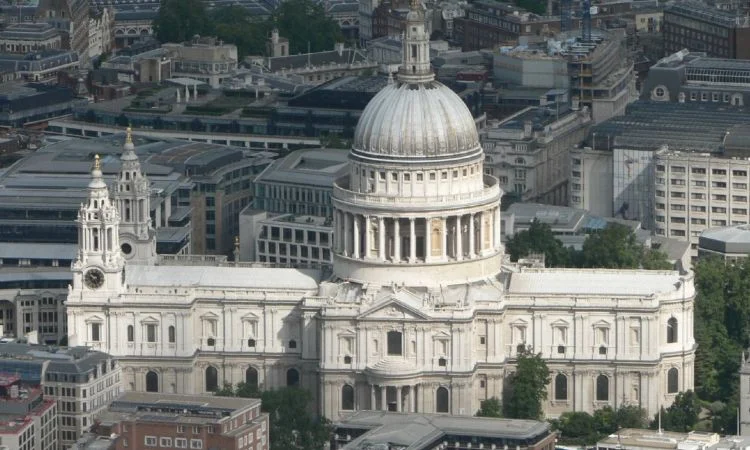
[508,268,686,296]
[338,411,551,450]
[699,224,750,255]
[255,147,348,188]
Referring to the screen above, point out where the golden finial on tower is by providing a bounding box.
[94,154,101,171]
[234,236,240,248]
[125,126,133,144]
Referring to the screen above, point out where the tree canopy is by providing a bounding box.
[215,385,330,450]
[650,391,702,432]
[476,397,502,418]
[507,221,672,270]
[553,405,647,445]
[153,0,344,58]
[502,346,550,419]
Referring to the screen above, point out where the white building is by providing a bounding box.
[88,7,114,60]
[68,0,696,422]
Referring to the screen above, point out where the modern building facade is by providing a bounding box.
[68,0,696,423]
[0,373,58,450]
[663,2,750,59]
[698,224,750,261]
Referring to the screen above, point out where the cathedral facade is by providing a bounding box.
[67,0,696,421]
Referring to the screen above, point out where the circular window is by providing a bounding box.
[654,86,666,98]
[121,243,133,255]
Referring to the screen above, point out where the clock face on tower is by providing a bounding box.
[84,268,105,289]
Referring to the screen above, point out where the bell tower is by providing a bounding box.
[71,154,125,299]
[114,127,156,265]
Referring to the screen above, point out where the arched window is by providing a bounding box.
[246,367,259,391]
[341,385,354,410]
[205,366,218,392]
[387,331,402,356]
[555,374,568,401]
[667,368,679,393]
[168,326,175,343]
[596,375,609,401]
[146,371,158,392]
[286,368,300,387]
[436,386,449,413]
[667,318,678,343]
[127,325,134,342]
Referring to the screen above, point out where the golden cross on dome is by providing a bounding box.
[94,154,101,171]
[125,126,133,144]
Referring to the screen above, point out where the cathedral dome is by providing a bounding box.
[352,80,481,160]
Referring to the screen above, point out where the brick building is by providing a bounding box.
[664,2,750,59]
[90,392,268,450]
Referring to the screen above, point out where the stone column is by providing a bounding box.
[370,384,376,410]
[409,218,416,262]
[353,214,360,258]
[378,217,386,261]
[365,216,372,259]
[396,386,402,412]
[468,213,475,258]
[441,217,448,260]
[344,212,351,256]
[425,218,432,263]
[393,218,401,262]
[494,207,501,250]
[410,385,417,412]
[380,386,387,411]
[456,215,463,261]
[478,211,485,254]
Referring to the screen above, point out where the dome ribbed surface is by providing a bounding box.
[353,81,480,159]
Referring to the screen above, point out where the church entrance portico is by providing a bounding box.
[369,384,418,412]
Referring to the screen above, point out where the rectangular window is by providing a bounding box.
[91,323,101,342]
[734,170,748,177]
[147,324,156,342]
[190,440,203,449]
[145,436,157,447]
[160,437,173,447]
[176,438,188,449]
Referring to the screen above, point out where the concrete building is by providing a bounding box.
[0,50,79,84]
[87,392,268,450]
[68,0,696,423]
[332,411,556,450]
[163,36,238,88]
[240,212,333,266]
[698,224,750,261]
[36,0,90,67]
[0,23,62,54]
[634,9,663,33]
[664,2,750,59]
[569,101,750,237]
[481,105,591,204]
[654,149,750,255]
[0,373,57,450]
[642,50,750,106]
[597,429,720,450]
[0,344,123,448]
[88,7,114,60]
[0,82,85,128]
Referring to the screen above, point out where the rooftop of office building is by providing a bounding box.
[587,101,750,153]
[0,343,115,379]
[254,147,349,188]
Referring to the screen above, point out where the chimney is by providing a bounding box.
[523,120,532,138]
[678,92,685,103]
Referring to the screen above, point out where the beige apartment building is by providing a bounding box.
[654,148,750,256]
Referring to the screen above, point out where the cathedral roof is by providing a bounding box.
[507,269,691,297]
[124,265,321,291]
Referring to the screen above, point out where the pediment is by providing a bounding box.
[550,318,570,327]
[200,311,220,320]
[357,295,429,321]
[510,318,528,327]
[85,314,104,323]
[432,330,451,340]
[241,312,259,322]
[338,328,356,338]
[592,319,611,328]
[140,315,159,324]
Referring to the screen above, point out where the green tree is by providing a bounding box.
[211,6,271,58]
[651,391,702,432]
[153,0,214,44]
[214,382,236,397]
[502,346,550,419]
[615,404,648,429]
[579,223,642,268]
[261,388,331,450]
[641,248,673,270]
[476,397,502,417]
[506,220,570,267]
[593,406,617,435]
[554,411,598,444]
[271,0,344,54]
